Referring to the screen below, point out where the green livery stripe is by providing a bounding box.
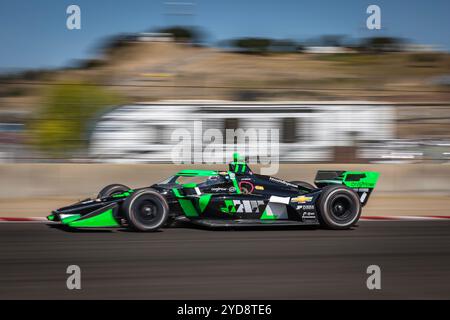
[178,199,199,217]
[172,188,182,197]
[260,209,277,220]
[199,194,212,213]
[220,199,236,214]
[112,191,131,198]
[67,208,120,228]
[110,189,134,198]
[232,162,247,173]
[315,171,379,190]
[177,170,218,177]
[182,183,197,188]
[343,171,379,189]
[172,188,199,217]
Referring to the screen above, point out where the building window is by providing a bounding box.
[281,118,297,143]
[224,118,239,131]
[223,118,239,144]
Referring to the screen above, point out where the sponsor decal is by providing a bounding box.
[221,200,265,214]
[348,182,376,188]
[354,188,370,203]
[255,185,264,190]
[211,187,228,192]
[360,192,368,203]
[229,187,236,192]
[302,212,316,219]
[269,177,297,188]
[291,196,313,203]
[296,205,315,210]
[239,181,255,193]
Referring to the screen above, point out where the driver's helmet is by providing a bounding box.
[228,153,252,175]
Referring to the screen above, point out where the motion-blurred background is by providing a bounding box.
[1,0,450,217]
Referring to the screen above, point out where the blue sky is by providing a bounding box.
[1,0,449,70]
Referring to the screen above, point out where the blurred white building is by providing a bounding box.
[302,46,354,54]
[136,32,173,42]
[89,101,395,163]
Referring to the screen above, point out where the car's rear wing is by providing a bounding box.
[314,171,379,206]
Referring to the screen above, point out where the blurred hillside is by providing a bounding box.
[1,36,450,113]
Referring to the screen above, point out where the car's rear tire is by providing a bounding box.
[97,184,130,198]
[123,188,169,232]
[317,185,361,229]
[290,181,315,191]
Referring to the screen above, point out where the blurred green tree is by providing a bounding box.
[231,38,272,54]
[157,26,204,43]
[359,37,405,53]
[29,82,124,156]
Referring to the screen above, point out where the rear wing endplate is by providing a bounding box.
[314,171,379,206]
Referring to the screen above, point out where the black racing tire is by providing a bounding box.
[317,185,361,230]
[97,184,130,198]
[289,180,315,190]
[123,188,169,232]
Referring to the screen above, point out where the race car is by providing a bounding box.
[47,153,379,231]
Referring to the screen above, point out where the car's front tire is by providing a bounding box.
[97,184,130,198]
[123,188,169,232]
[317,185,361,229]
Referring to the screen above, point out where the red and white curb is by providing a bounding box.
[0,217,50,223]
[0,216,450,223]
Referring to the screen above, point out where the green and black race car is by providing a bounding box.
[47,154,379,231]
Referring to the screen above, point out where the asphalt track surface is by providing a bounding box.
[1,221,450,299]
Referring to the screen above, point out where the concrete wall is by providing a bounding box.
[1,163,450,198]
